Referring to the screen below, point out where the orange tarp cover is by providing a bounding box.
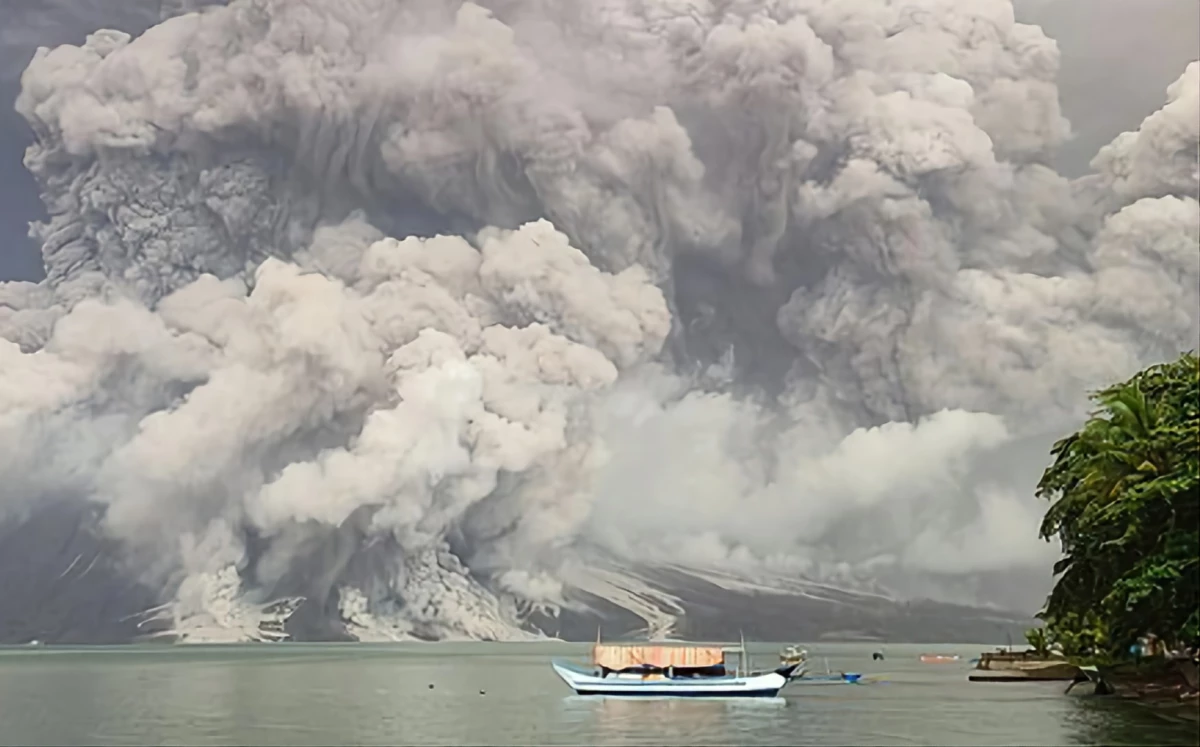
[593,645,725,669]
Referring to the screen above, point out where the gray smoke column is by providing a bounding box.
[0,0,1196,639]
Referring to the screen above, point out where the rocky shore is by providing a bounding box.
[1101,658,1200,722]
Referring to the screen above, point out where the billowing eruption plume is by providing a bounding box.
[0,0,1196,641]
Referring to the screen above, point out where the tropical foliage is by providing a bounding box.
[1024,626,1050,657]
[1036,352,1199,657]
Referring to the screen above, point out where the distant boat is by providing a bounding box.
[791,654,865,685]
[779,644,808,667]
[968,650,1080,682]
[919,654,961,664]
[792,671,866,685]
[551,639,804,698]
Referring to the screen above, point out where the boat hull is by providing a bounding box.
[968,653,1081,682]
[552,660,796,698]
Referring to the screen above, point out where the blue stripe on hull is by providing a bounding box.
[572,688,782,698]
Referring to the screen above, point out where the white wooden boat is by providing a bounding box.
[551,640,804,698]
[551,659,802,697]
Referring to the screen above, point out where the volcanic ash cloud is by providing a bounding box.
[0,0,1196,639]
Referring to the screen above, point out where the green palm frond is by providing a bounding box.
[1035,352,1199,655]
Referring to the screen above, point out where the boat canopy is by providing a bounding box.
[592,644,725,670]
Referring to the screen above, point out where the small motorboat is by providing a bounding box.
[780,644,808,667]
[919,654,961,664]
[792,672,866,685]
[791,655,865,685]
[552,639,804,698]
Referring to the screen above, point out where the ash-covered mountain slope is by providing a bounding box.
[0,501,158,644]
[527,564,1034,644]
[0,507,1030,645]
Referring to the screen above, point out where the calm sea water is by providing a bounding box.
[0,642,1194,746]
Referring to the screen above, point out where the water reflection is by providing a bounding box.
[558,695,789,746]
[1062,695,1199,747]
[562,695,788,707]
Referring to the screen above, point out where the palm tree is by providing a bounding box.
[1037,352,1199,656]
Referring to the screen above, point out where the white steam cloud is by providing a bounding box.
[1,0,1196,640]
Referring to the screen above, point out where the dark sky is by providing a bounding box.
[0,0,1197,282]
[0,0,168,281]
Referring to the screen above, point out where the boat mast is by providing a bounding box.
[739,630,746,678]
